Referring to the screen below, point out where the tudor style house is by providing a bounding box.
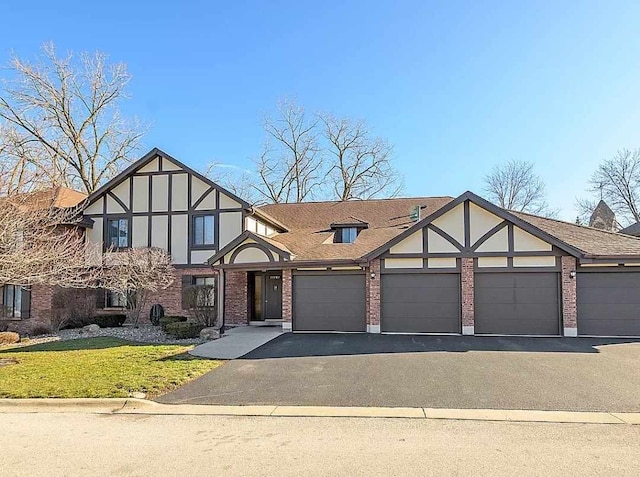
[4,147,640,338]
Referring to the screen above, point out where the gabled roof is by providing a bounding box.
[620,222,640,237]
[207,230,292,265]
[8,186,87,210]
[257,197,454,261]
[84,147,251,209]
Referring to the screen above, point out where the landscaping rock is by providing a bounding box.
[130,391,147,399]
[0,332,20,345]
[58,324,203,345]
[200,327,220,341]
[82,324,100,333]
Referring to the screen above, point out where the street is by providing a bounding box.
[1,412,639,476]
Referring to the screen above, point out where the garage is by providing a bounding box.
[577,272,640,336]
[475,272,560,335]
[292,272,366,332]
[381,273,461,333]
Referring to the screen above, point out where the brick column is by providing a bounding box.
[461,257,475,335]
[366,259,381,333]
[224,270,248,326]
[561,256,578,337]
[282,269,292,332]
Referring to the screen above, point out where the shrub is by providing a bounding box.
[0,322,8,332]
[0,332,20,345]
[30,325,53,336]
[159,315,188,332]
[164,322,203,339]
[86,314,127,328]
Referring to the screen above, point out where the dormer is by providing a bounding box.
[330,218,369,244]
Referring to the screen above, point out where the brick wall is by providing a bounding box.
[561,256,578,334]
[461,257,474,333]
[366,259,381,329]
[4,284,54,335]
[282,269,292,329]
[224,270,248,326]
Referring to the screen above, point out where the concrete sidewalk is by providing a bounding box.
[1,398,639,424]
[189,326,283,359]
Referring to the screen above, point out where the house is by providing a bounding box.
[4,148,640,338]
[0,187,90,329]
[620,222,640,237]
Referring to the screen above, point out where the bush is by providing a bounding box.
[159,315,188,332]
[30,325,53,336]
[0,332,20,345]
[164,322,203,339]
[86,314,127,328]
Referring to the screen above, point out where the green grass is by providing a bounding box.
[0,337,221,398]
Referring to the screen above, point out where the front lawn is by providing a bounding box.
[0,337,221,398]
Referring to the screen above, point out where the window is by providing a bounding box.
[106,290,127,308]
[335,227,358,244]
[107,218,129,249]
[2,285,27,319]
[193,276,216,306]
[193,215,215,245]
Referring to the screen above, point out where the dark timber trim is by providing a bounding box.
[207,231,291,265]
[229,243,276,264]
[471,221,509,251]
[364,192,585,261]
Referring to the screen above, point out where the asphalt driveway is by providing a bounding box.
[158,334,640,412]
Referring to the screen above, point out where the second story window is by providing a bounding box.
[336,227,358,244]
[193,215,215,246]
[107,218,129,249]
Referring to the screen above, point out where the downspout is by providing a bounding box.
[217,269,225,335]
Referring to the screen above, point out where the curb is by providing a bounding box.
[1,399,639,424]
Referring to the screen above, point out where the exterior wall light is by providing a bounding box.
[569,271,576,279]
[370,272,376,280]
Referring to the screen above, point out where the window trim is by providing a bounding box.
[191,213,217,249]
[334,226,359,244]
[1,284,28,320]
[105,216,131,250]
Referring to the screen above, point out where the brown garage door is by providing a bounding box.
[381,273,461,333]
[293,273,366,332]
[577,272,640,336]
[475,272,560,335]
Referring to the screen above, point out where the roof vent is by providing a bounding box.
[410,205,421,222]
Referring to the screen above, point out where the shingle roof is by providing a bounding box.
[257,197,453,261]
[256,196,640,261]
[511,211,640,257]
[4,186,87,211]
[620,222,640,237]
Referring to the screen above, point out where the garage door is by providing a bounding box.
[381,273,460,333]
[293,273,366,332]
[475,272,560,335]
[577,272,640,336]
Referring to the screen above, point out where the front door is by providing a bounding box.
[264,273,282,320]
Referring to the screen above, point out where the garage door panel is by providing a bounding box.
[579,304,640,320]
[478,273,556,288]
[293,274,365,332]
[475,272,560,336]
[383,302,460,319]
[385,287,460,304]
[476,287,558,304]
[381,273,460,333]
[578,319,640,336]
[382,316,460,333]
[577,272,640,336]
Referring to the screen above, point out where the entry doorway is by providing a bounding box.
[249,271,283,322]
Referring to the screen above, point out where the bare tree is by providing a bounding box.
[320,114,402,200]
[483,160,556,216]
[253,99,323,203]
[577,149,640,226]
[100,247,175,327]
[204,162,259,205]
[0,42,145,194]
[0,192,101,287]
[184,281,217,327]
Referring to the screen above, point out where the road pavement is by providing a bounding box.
[1,412,639,476]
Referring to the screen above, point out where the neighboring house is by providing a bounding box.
[4,148,640,337]
[0,187,90,329]
[588,199,617,231]
[620,222,640,237]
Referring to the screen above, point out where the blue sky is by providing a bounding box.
[2,1,640,219]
